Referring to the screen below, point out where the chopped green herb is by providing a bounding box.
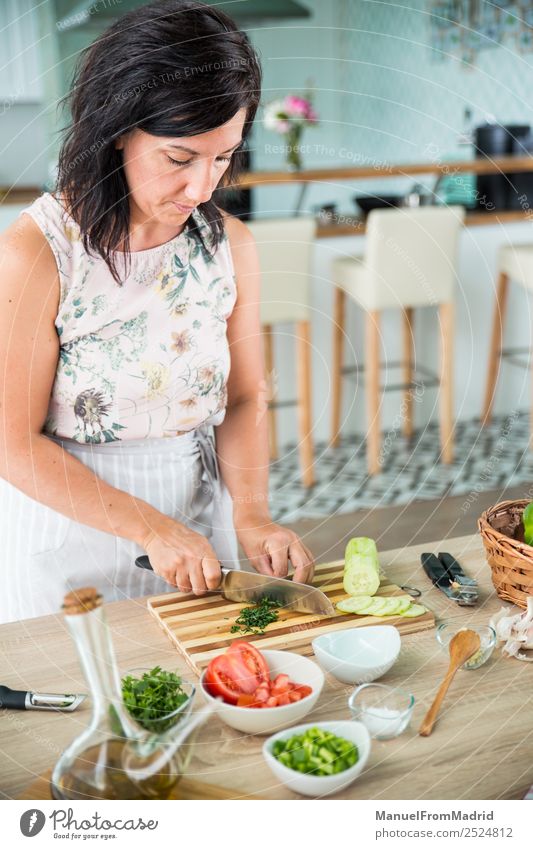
[230,597,281,635]
[121,666,190,733]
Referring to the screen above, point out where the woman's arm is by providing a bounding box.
[0,215,221,595]
[215,215,314,583]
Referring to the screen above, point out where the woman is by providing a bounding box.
[0,0,314,623]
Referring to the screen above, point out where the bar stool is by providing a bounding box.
[482,244,533,429]
[248,217,316,488]
[331,206,465,475]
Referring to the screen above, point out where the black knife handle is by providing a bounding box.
[438,552,467,581]
[0,685,27,710]
[421,553,451,588]
[135,556,228,581]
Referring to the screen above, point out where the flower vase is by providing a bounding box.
[285,125,303,171]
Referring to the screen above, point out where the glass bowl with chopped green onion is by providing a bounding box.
[121,666,195,735]
[263,721,371,797]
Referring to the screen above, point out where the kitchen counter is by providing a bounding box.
[1,533,531,801]
[315,209,533,238]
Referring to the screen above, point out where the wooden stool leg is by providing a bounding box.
[296,320,315,488]
[439,302,454,464]
[365,311,381,475]
[402,307,414,439]
[262,324,278,460]
[331,286,346,448]
[482,271,510,425]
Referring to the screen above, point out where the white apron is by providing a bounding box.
[0,426,239,624]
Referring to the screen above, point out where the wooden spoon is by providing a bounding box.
[419,628,481,737]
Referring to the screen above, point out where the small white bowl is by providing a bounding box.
[263,720,371,797]
[312,626,401,684]
[199,649,324,735]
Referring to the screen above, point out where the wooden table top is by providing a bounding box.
[1,533,532,801]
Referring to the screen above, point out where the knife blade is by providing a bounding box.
[0,684,86,712]
[135,556,336,617]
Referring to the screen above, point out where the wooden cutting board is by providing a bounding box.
[147,559,435,675]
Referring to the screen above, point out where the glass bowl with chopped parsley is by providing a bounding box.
[121,666,195,735]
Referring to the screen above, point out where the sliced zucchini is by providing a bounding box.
[388,596,413,615]
[358,597,401,617]
[343,537,380,597]
[399,603,427,618]
[336,595,374,614]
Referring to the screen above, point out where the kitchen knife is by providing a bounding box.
[0,684,86,712]
[135,556,336,617]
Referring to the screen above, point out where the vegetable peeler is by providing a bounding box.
[0,684,87,712]
[420,552,479,606]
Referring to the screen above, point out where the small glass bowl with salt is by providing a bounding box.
[348,683,415,740]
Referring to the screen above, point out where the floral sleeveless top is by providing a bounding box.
[21,193,237,443]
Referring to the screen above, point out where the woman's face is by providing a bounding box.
[116,108,247,230]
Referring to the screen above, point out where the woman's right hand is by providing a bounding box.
[140,515,222,595]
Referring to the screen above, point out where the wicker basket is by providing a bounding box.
[478,499,533,608]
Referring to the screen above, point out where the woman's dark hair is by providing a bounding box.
[56,0,262,282]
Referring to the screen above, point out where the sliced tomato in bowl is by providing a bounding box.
[204,655,247,705]
[204,641,315,709]
[226,641,270,688]
[205,641,270,704]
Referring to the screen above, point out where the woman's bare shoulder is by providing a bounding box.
[220,210,255,248]
[0,213,58,278]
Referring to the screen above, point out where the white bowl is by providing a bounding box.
[263,720,371,797]
[199,649,324,735]
[312,626,401,684]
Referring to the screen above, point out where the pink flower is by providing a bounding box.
[284,95,310,117]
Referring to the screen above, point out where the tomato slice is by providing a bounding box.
[291,684,313,699]
[271,674,290,690]
[236,694,256,707]
[227,641,270,690]
[205,655,250,705]
[252,685,270,704]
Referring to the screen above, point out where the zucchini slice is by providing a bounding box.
[336,595,374,614]
[399,603,427,618]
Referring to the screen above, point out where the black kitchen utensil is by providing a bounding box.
[420,552,479,606]
[421,553,451,589]
[0,684,86,711]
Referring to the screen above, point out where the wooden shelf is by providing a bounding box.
[236,155,533,187]
[0,188,42,205]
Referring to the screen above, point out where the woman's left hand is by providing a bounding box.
[236,515,315,584]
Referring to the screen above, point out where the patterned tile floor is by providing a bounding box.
[270,413,533,523]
